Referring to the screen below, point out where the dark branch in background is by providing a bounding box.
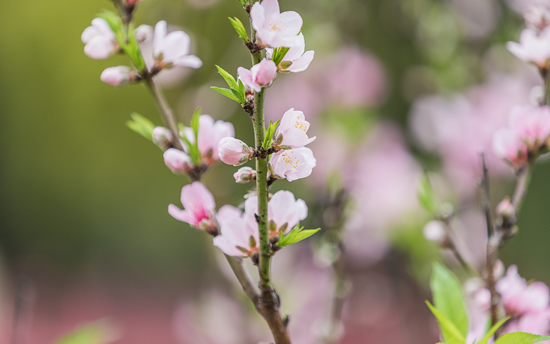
[10,276,33,344]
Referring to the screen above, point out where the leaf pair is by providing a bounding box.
[212,66,247,104]
[180,108,202,166]
[127,113,155,140]
[277,224,320,247]
[263,120,280,150]
[229,17,249,43]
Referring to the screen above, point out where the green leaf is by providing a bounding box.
[55,321,112,344]
[98,10,122,33]
[187,108,202,166]
[211,87,240,102]
[272,47,290,67]
[278,225,320,247]
[430,262,469,338]
[426,301,465,344]
[477,318,510,344]
[228,17,249,43]
[127,113,155,140]
[216,65,238,90]
[418,172,439,213]
[230,87,246,104]
[262,120,280,149]
[495,332,550,344]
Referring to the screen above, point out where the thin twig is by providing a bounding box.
[225,256,259,304]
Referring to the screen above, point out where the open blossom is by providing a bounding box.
[509,105,550,148]
[213,206,259,259]
[153,21,202,69]
[100,66,134,87]
[81,18,118,59]
[168,182,218,234]
[270,147,316,182]
[181,115,235,164]
[525,6,550,33]
[496,265,550,316]
[164,148,192,174]
[275,108,316,149]
[238,59,278,93]
[267,34,314,73]
[507,28,550,69]
[234,167,256,183]
[493,128,528,167]
[218,137,252,166]
[250,0,303,48]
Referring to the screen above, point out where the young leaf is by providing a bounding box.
[426,301,466,344]
[418,172,439,213]
[127,113,155,140]
[476,318,510,344]
[188,108,202,166]
[430,262,469,338]
[216,65,239,90]
[272,47,290,67]
[211,87,240,102]
[230,88,246,104]
[278,225,320,247]
[55,321,112,344]
[494,332,550,344]
[191,107,201,139]
[228,17,249,43]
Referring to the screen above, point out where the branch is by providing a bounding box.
[225,255,259,304]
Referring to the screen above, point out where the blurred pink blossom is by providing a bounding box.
[163,148,193,174]
[238,59,278,93]
[497,265,550,316]
[100,66,133,87]
[153,21,202,69]
[507,28,550,69]
[81,18,117,60]
[233,167,256,183]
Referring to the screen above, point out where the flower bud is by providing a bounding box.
[152,127,174,151]
[525,6,550,33]
[218,137,252,166]
[134,24,153,43]
[423,220,448,244]
[163,148,192,174]
[234,167,257,183]
[100,66,134,87]
[496,198,515,219]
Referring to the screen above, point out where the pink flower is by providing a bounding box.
[81,18,118,59]
[270,147,316,182]
[493,128,529,167]
[197,115,235,162]
[525,6,550,33]
[100,66,133,87]
[238,59,278,93]
[267,34,314,73]
[152,127,174,151]
[134,24,153,43]
[250,0,303,48]
[213,207,259,258]
[268,190,308,235]
[153,21,202,68]
[507,28,550,69]
[274,108,316,149]
[509,105,550,148]
[496,265,550,316]
[163,148,193,174]
[233,167,256,183]
[218,137,252,166]
[168,182,218,234]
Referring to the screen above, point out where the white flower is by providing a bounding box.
[153,21,203,68]
[81,18,118,59]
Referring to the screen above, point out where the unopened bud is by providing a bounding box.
[100,66,136,87]
[423,220,448,245]
[134,24,153,43]
[493,259,505,280]
[163,148,192,174]
[496,198,516,221]
[218,137,253,166]
[152,127,174,151]
[234,167,256,183]
[525,6,550,33]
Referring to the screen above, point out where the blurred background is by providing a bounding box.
[1,0,550,343]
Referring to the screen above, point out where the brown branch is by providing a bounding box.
[225,255,260,304]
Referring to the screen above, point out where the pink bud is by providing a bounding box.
[152,127,174,151]
[496,198,516,220]
[134,24,153,43]
[218,137,252,166]
[163,148,192,174]
[525,6,550,33]
[492,128,528,167]
[507,28,550,69]
[81,18,117,60]
[423,220,447,244]
[234,167,256,183]
[238,59,277,93]
[100,66,133,87]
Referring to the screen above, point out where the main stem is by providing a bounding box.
[145,78,184,151]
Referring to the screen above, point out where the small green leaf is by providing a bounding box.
[272,47,290,66]
[495,332,550,344]
[230,87,246,104]
[55,321,112,344]
[426,301,465,344]
[477,318,510,344]
[262,120,280,149]
[418,172,439,213]
[211,87,240,102]
[430,262,469,338]
[127,113,155,140]
[216,65,238,90]
[98,10,122,33]
[228,17,249,43]
[278,225,320,247]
